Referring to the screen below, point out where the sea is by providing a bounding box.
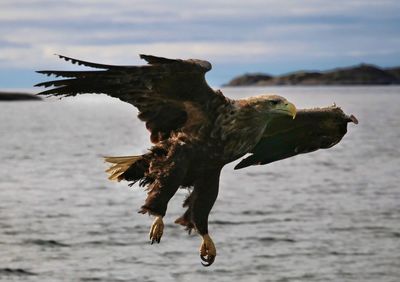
[0,86,399,282]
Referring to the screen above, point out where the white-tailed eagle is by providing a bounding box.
[36,54,357,266]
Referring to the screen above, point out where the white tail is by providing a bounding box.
[104,155,141,181]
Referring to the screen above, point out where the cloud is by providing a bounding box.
[0,0,399,86]
[0,41,310,69]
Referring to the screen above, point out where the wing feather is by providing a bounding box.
[54,54,130,70]
[36,54,220,143]
[234,106,357,169]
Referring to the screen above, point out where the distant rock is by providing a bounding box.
[385,67,400,80]
[0,91,42,101]
[224,64,400,86]
[227,73,273,86]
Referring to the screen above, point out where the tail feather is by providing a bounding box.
[104,155,141,182]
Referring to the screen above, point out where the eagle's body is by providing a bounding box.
[36,54,357,266]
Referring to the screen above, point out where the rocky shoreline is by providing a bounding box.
[225,64,400,86]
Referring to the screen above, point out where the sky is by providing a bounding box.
[1,0,400,88]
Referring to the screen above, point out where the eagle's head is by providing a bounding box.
[245,94,297,119]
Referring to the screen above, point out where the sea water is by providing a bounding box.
[0,86,399,282]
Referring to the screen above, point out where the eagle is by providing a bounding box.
[36,54,357,266]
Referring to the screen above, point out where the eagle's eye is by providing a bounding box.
[269,100,280,106]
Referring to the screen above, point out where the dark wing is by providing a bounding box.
[36,54,218,143]
[234,106,358,169]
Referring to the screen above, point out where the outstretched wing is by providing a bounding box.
[234,106,358,169]
[36,54,219,143]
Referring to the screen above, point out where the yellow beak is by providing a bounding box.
[273,101,296,119]
[286,102,297,119]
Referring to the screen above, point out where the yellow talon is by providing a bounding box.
[149,216,164,244]
[199,234,216,266]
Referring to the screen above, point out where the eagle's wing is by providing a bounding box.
[36,54,219,143]
[234,106,358,169]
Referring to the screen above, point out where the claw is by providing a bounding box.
[149,216,164,244]
[199,234,216,267]
[200,254,215,267]
[200,255,208,262]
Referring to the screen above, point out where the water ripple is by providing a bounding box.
[0,268,37,276]
[23,239,70,247]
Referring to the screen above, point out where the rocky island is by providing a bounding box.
[0,91,42,101]
[225,64,400,86]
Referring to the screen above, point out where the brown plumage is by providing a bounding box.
[36,54,357,266]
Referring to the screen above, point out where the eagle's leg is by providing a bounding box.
[199,234,217,267]
[149,215,164,244]
[191,168,221,266]
[141,178,184,244]
[139,144,190,244]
